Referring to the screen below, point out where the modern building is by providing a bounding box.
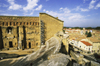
[78,41,92,52]
[0,13,63,50]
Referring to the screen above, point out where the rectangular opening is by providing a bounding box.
[9,41,13,47]
[29,42,31,48]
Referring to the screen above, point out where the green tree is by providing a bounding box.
[87,31,92,37]
[95,27,100,30]
[86,27,92,29]
[85,31,88,35]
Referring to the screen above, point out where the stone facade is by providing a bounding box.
[0,13,63,50]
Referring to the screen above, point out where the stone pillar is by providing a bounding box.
[32,22,33,25]
[18,26,24,50]
[8,22,10,26]
[62,38,69,54]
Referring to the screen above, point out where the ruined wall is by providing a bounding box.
[1,26,18,50]
[39,13,63,42]
[25,25,40,49]
[0,13,63,50]
[0,16,40,50]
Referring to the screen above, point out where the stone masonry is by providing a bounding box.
[0,13,63,50]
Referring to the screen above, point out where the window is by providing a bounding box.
[13,22,15,26]
[16,22,18,25]
[6,22,8,26]
[3,22,4,25]
[7,27,12,34]
[24,22,25,25]
[9,41,13,47]
[89,48,90,50]
[10,22,11,25]
[29,42,31,48]
[20,22,22,25]
[33,22,34,25]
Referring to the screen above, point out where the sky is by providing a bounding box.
[0,0,100,27]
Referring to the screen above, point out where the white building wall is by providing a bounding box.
[78,41,92,51]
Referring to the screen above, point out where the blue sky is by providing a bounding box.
[0,0,100,27]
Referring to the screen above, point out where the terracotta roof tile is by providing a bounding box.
[81,41,92,46]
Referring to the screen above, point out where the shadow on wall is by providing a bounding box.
[59,42,67,55]
[23,26,26,49]
[0,27,3,50]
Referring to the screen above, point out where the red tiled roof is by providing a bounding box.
[81,41,92,46]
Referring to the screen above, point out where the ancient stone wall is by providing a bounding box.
[0,16,40,50]
[0,13,64,50]
[25,25,40,49]
[39,13,63,42]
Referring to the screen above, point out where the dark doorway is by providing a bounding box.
[9,41,13,47]
[59,42,67,54]
[29,42,31,48]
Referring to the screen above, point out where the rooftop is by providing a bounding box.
[81,41,92,46]
[87,37,100,43]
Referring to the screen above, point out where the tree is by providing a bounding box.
[87,31,92,37]
[86,27,92,29]
[95,27,100,30]
[85,31,88,36]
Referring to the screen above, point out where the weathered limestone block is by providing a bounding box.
[12,32,69,66]
[32,53,70,66]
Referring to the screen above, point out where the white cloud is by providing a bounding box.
[73,6,89,12]
[81,8,89,11]
[60,7,71,13]
[59,7,63,10]
[95,2,100,9]
[68,14,84,20]
[23,0,39,11]
[43,9,46,12]
[35,5,42,10]
[44,7,86,27]
[23,0,42,15]
[89,0,97,9]
[7,0,22,10]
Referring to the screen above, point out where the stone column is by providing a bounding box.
[62,38,69,54]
